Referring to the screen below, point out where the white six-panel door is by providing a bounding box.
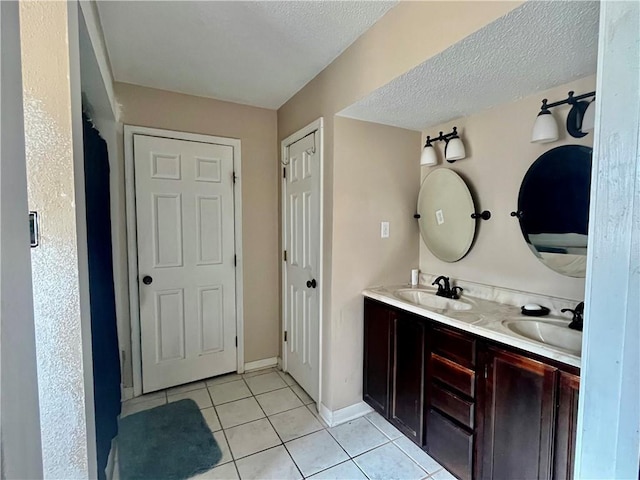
[284,132,320,402]
[134,134,237,393]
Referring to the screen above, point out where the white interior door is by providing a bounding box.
[134,134,237,393]
[284,131,320,402]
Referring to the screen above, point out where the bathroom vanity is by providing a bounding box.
[362,286,581,480]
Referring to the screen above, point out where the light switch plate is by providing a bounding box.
[381,221,390,238]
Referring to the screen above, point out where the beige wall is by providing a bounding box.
[278,1,520,412]
[115,83,279,379]
[21,1,96,476]
[1,1,44,476]
[330,117,420,410]
[419,75,596,301]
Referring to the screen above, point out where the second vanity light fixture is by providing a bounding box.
[531,90,596,143]
[421,126,466,166]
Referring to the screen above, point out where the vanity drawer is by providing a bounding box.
[432,326,476,369]
[430,383,474,429]
[427,409,473,480]
[431,353,475,398]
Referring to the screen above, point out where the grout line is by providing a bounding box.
[232,460,241,480]
[304,459,352,479]
[352,458,372,480]
[242,383,305,480]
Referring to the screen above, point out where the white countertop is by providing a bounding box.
[363,284,581,369]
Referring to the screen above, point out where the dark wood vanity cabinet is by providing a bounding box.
[363,298,581,480]
[390,312,426,444]
[363,299,393,416]
[478,347,558,480]
[426,327,477,480]
[553,372,581,480]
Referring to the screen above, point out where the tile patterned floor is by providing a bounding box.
[118,368,455,480]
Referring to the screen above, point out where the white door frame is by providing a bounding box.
[124,125,244,397]
[281,118,324,404]
[574,1,640,476]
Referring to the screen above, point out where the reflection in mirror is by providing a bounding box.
[417,169,477,262]
[517,145,592,277]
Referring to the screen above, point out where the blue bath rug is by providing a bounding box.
[118,399,221,480]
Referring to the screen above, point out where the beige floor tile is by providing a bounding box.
[328,417,388,457]
[201,407,222,432]
[225,418,281,459]
[394,436,444,474]
[245,372,287,395]
[167,388,213,409]
[215,397,265,429]
[208,380,252,406]
[189,461,238,479]
[276,371,297,386]
[121,396,166,417]
[269,405,324,442]
[235,446,302,480]
[308,460,367,480]
[290,384,314,405]
[212,430,233,466]
[286,430,349,477]
[306,404,329,428]
[123,390,166,406]
[206,373,243,387]
[353,442,426,480]
[364,411,403,440]
[255,387,302,416]
[166,381,207,396]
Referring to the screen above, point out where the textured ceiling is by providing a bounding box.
[339,1,599,131]
[97,1,396,109]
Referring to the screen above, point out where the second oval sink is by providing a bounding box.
[394,289,474,311]
[502,319,582,356]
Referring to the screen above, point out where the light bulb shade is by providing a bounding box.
[531,110,559,143]
[445,137,466,161]
[581,99,596,131]
[420,144,438,166]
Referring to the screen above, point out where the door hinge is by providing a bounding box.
[283,167,286,179]
[235,336,238,347]
[234,254,237,267]
[284,331,288,342]
[484,363,488,379]
[283,250,287,262]
[232,171,237,184]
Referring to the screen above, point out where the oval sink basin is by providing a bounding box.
[394,289,474,311]
[503,319,582,356]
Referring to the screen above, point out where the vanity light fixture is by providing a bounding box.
[420,126,466,165]
[531,90,596,143]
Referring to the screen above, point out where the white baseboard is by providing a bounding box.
[277,357,283,370]
[319,401,373,427]
[121,386,133,402]
[105,438,118,480]
[244,357,279,372]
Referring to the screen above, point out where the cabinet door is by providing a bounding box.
[363,299,393,416]
[391,313,426,445]
[554,372,580,480]
[480,347,558,480]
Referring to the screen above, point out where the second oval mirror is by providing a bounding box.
[417,168,477,262]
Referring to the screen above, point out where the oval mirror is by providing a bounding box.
[517,145,592,277]
[417,169,476,262]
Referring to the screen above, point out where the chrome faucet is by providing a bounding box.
[432,276,463,300]
[562,302,584,331]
